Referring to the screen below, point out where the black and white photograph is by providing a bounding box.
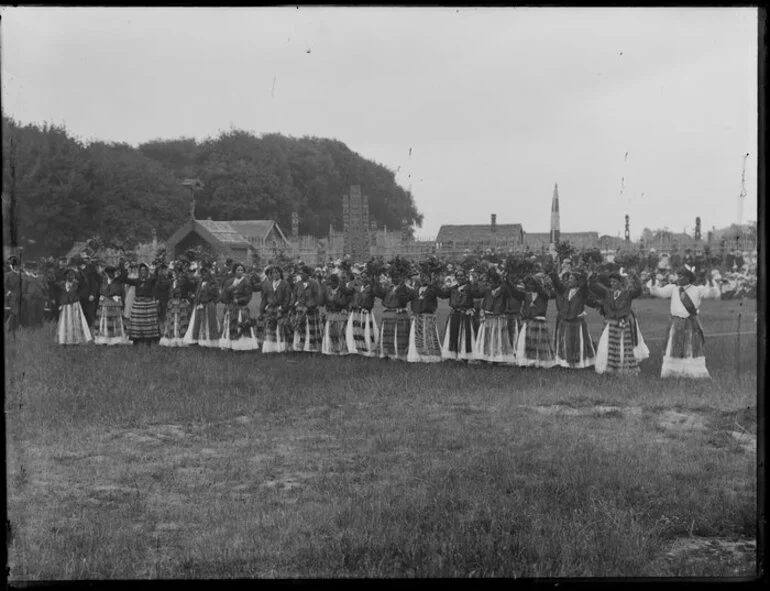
[2,6,761,580]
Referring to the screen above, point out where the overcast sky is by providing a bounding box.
[1,6,758,239]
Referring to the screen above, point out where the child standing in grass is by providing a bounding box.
[57,269,93,345]
[515,276,556,368]
[549,270,596,369]
[93,266,130,346]
[590,270,649,375]
[183,266,221,348]
[647,266,721,379]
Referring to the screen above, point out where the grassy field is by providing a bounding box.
[5,297,759,579]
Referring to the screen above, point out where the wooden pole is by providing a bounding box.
[736,303,742,380]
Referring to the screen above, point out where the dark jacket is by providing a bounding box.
[410,284,440,314]
[549,272,589,320]
[374,283,414,310]
[221,276,254,308]
[323,283,354,313]
[259,278,292,315]
[589,276,643,320]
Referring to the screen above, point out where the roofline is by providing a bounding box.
[166,219,230,252]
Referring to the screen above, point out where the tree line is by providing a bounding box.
[2,115,423,258]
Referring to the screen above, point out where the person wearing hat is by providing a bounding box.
[438,268,482,362]
[589,270,649,375]
[219,262,260,351]
[259,265,292,354]
[289,265,325,354]
[514,275,556,368]
[21,261,48,329]
[345,269,379,357]
[406,270,443,364]
[121,259,139,333]
[76,254,100,329]
[159,262,195,347]
[647,266,721,378]
[374,267,415,361]
[321,271,354,356]
[548,268,596,369]
[120,262,161,346]
[93,266,130,345]
[472,268,516,364]
[57,269,93,345]
[183,266,221,348]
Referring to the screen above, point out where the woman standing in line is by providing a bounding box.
[260,265,292,354]
[345,269,379,357]
[121,263,161,346]
[590,270,649,375]
[549,269,596,369]
[514,276,556,368]
[374,269,414,361]
[439,269,481,362]
[474,267,516,364]
[159,261,195,348]
[93,266,130,345]
[183,266,221,348]
[321,271,354,356]
[57,269,93,345]
[290,265,324,353]
[122,261,139,338]
[219,262,260,351]
[406,270,444,364]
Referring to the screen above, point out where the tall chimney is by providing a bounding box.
[491,213,497,233]
[550,183,560,245]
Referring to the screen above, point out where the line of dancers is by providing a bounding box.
[38,254,724,379]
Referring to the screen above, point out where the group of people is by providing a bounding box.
[5,251,724,379]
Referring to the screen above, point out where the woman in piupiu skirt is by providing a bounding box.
[183,268,221,347]
[159,266,194,347]
[474,269,516,364]
[406,272,443,363]
[321,273,354,356]
[57,270,93,345]
[439,269,482,361]
[121,263,161,346]
[93,266,130,345]
[549,270,596,369]
[346,273,379,357]
[219,263,260,351]
[514,277,556,368]
[374,275,414,361]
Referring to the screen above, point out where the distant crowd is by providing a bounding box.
[4,242,741,380]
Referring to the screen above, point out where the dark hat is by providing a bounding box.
[104,266,117,276]
[24,260,38,271]
[608,272,624,283]
[138,262,149,270]
[524,276,539,290]
[301,265,313,276]
[65,269,77,279]
[676,267,695,283]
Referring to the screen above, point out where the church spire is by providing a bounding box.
[550,183,560,245]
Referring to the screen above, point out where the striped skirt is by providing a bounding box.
[507,313,521,350]
[292,310,323,353]
[322,311,350,355]
[57,302,93,345]
[183,302,220,347]
[379,309,411,360]
[94,299,130,345]
[515,317,556,368]
[220,305,260,351]
[474,314,516,364]
[441,310,476,361]
[127,297,160,341]
[595,317,649,375]
[160,299,192,347]
[262,314,289,354]
[346,309,379,357]
[553,316,596,369]
[660,315,709,379]
[407,313,442,363]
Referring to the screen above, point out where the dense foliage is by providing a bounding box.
[2,117,423,257]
